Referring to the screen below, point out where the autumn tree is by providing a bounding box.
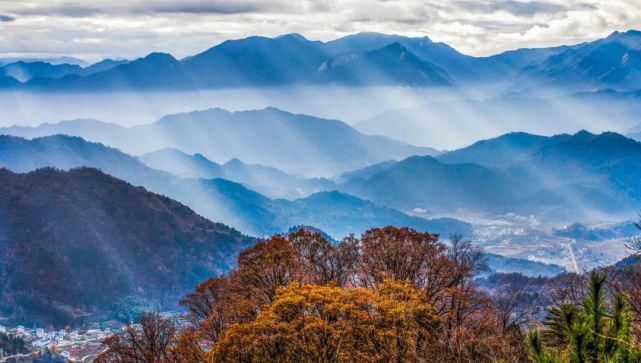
[288,229,359,286]
[235,235,302,306]
[97,312,177,363]
[357,227,443,288]
[212,280,439,362]
[173,226,529,362]
[179,276,253,344]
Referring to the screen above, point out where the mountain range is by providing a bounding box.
[3,117,641,225]
[0,107,436,177]
[0,134,467,239]
[1,30,640,91]
[517,30,641,92]
[0,59,127,82]
[138,148,333,199]
[338,130,641,222]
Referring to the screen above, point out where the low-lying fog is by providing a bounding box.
[2,85,639,150]
[1,86,458,126]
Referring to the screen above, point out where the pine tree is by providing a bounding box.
[528,272,641,363]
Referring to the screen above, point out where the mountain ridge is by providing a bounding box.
[0,107,437,177]
[0,134,465,239]
[4,30,639,91]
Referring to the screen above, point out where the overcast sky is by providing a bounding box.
[0,0,640,63]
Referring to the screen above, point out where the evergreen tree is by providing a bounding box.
[529,272,641,363]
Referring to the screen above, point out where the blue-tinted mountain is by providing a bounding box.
[0,167,253,327]
[139,148,334,199]
[339,131,641,221]
[0,119,126,141]
[0,61,82,82]
[182,34,328,86]
[529,131,641,203]
[318,43,451,86]
[0,59,128,83]
[519,30,641,91]
[334,159,398,183]
[322,31,566,80]
[0,134,289,235]
[324,32,414,54]
[476,45,572,77]
[80,59,129,74]
[2,34,458,90]
[0,134,276,235]
[0,135,464,239]
[340,155,516,213]
[323,32,479,80]
[441,130,641,179]
[438,132,554,167]
[29,52,186,90]
[4,31,640,90]
[0,76,20,88]
[277,191,472,239]
[139,148,224,179]
[0,107,437,177]
[0,56,87,67]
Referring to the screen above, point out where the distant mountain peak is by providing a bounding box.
[276,33,309,41]
[607,29,641,39]
[342,31,432,43]
[140,52,177,63]
[223,158,244,166]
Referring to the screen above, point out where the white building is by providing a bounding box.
[0,325,6,333]
[35,328,45,338]
[32,338,51,348]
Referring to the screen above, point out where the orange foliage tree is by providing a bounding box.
[212,280,438,362]
[100,227,528,362]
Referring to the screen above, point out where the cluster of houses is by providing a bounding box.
[0,324,114,361]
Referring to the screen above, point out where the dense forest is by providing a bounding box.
[96,227,641,362]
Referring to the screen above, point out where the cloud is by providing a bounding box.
[137,0,293,14]
[0,0,640,61]
[5,0,300,17]
[0,15,15,22]
[455,0,568,17]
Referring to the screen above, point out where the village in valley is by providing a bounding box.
[0,323,113,362]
